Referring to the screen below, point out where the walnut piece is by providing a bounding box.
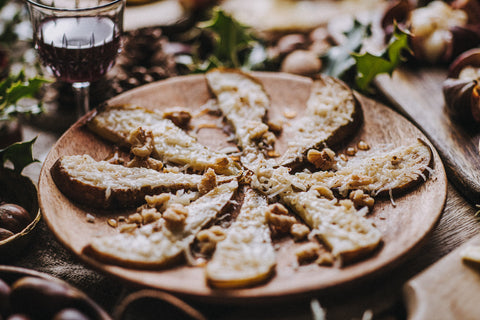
[295,242,321,264]
[290,223,310,242]
[266,203,297,235]
[198,168,217,195]
[196,225,227,255]
[163,203,188,231]
[163,109,192,128]
[127,127,155,158]
[349,189,375,210]
[145,193,171,209]
[307,148,336,170]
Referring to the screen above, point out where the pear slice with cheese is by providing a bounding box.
[87,104,241,175]
[206,187,276,288]
[282,189,382,263]
[279,76,361,166]
[295,139,433,197]
[51,154,235,209]
[84,181,238,269]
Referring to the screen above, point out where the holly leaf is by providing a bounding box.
[353,25,410,93]
[322,19,372,78]
[0,137,39,174]
[0,71,50,121]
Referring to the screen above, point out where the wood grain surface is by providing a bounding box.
[404,234,480,320]
[375,67,480,204]
[38,72,447,303]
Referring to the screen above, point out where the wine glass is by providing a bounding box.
[26,0,125,117]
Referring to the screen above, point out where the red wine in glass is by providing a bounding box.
[36,16,121,83]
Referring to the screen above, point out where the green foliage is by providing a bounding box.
[192,8,268,72]
[0,70,50,121]
[322,19,371,79]
[353,25,411,93]
[0,137,39,174]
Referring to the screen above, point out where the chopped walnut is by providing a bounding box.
[357,140,370,151]
[345,147,357,156]
[246,122,269,141]
[107,218,118,228]
[266,203,297,235]
[307,148,336,170]
[339,199,355,210]
[163,203,188,231]
[140,207,162,224]
[196,225,227,255]
[127,127,155,158]
[283,110,297,119]
[127,213,143,225]
[119,223,138,233]
[311,185,334,200]
[145,193,171,209]
[290,223,310,242]
[315,251,335,266]
[163,109,192,128]
[267,118,283,134]
[198,168,217,195]
[214,156,230,168]
[349,190,375,210]
[126,157,163,171]
[295,242,321,264]
[350,174,374,187]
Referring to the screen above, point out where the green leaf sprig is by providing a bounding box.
[0,137,39,174]
[0,70,50,121]
[190,8,269,72]
[353,24,411,93]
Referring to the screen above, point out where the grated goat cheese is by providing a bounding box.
[88,105,240,175]
[206,187,276,288]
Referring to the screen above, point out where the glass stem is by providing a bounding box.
[72,81,90,117]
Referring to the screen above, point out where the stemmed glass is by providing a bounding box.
[26,0,125,117]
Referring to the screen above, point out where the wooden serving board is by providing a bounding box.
[38,72,446,303]
[404,234,480,320]
[375,67,480,204]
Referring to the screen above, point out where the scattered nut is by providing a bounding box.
[163,109,192,128]
[127,213,143,225]
[145,193,171,208]
[295,242,321,264]
[196,225,227,254]
[163,204,188,231]
[307,148,336,170]
[349,190,375,210]
[119,223,138,233]
[140,207,162,224]
[315,251,335,266]
[311,185,334,200]
[198,168,217,195]
[357,140,370,151]
[266,203,297,235]
[290,223,310,242]
[107,219,118,228]
[345,147,356,156]
[267,118,284,134]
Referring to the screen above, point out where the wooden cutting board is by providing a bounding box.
[404,234,480,320]
[375,68,480,204]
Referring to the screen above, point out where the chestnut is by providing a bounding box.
[52,308,92,320]
[9,277,95,320]
[442,48,480,123]
[0,278,10,317]
[0,228,14,241]
[0,204,32,234]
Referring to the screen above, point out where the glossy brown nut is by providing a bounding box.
[0,204,32,234]
[443,78,480,123]
[0,228,14,241]
[52,308,92,320]
[9,277,94,320]
[448,48,480,77]
[0,277,11,317]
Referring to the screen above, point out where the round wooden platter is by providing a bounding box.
[38,72,447,303]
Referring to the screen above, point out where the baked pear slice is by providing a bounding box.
[206,187,276,288]
[84,181,238,269]
[279,76,361,166]
[87,104,241,175]
[282,188,382,263]
[295,139,433,197]
[205,69,271,151]
[51,154,235,209]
